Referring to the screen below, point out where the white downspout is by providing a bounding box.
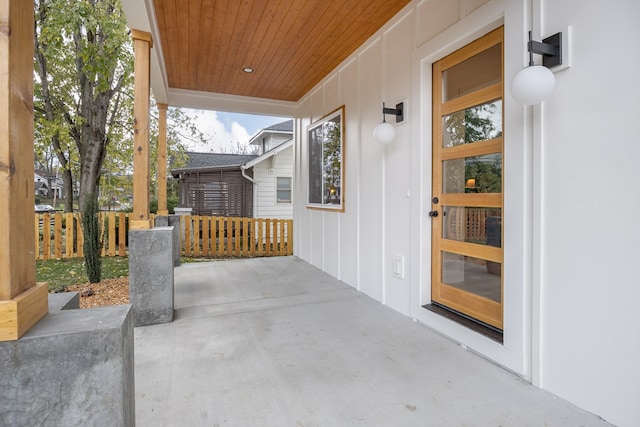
[240,164,257,218]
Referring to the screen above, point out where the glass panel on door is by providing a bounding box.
[442,252,501,303]
[442,154,502,194]
[442,44,502,102]
[442,100,503,147]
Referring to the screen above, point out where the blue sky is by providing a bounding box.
[182,109,290,153]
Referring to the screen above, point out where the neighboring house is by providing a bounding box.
[249,120,293,154]
[243,139,294,219]
[246,120,294,219]
[172,120,294,219]
[34,181,48,197]
[34,172,63,198]
[171,153,257,217]
[34,173,48,196]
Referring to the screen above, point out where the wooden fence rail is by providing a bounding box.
[35,213,293,261]
[180,216,293,258]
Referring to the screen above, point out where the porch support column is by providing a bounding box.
[130,29,153,230]
[157,103,169,215]
[0,0,49,341]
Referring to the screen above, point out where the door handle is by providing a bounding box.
[428,210,438,217]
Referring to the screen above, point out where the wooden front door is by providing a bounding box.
[430,27,504,330]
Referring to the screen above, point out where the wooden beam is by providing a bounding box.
[157,103,169,215]
[0,283,49,341]
[131,30,153,230]
[0,0,48,341]
[130,29,153,47]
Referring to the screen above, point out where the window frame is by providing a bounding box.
[306,105,345,212]
[276,176,292,204]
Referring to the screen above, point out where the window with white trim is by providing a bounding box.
[276,177,292,203]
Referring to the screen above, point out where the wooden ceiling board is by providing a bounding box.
[195,2,215,91]
[234,0,286,96]
[152,0,411,102]
[220,0,260,93]
[274,0,382,99]
[225,0,270,94]
[258,2,335,100]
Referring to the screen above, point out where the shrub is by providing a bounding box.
[82,193,102,283]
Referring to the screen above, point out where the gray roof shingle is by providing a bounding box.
[184,152,258,169]
[264,119,293,133]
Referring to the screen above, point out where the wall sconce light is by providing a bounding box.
[373,101,404,145]
[510,31,562,105]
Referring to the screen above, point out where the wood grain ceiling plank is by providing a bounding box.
[267,0,362,100]
[154,0,411,101]
[176,0,191,88]
[154,0,176,89]
[279,0,407,100]
[202,0,226,93]
[216,0,256,95]
[291,1,396,97]
[187,0,202,90]
[195,0,215,90]
[228,0,288,97]
[248,0,307,100]
[208,0,234,93]
[271,0,401,100]
[260,0,339,100]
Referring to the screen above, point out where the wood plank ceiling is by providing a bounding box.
[153,0,411,102]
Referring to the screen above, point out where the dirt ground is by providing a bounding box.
[65,277,129,308]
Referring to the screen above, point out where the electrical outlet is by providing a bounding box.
[392,253,405,279]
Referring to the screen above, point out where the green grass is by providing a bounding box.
[37,257,129,293]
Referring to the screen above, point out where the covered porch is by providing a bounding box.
[134,256,609,426]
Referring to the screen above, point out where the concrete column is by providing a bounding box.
[0,305,135,425]
[129,227,174,326]
[0,0,48,341]
[157,103,169,215]
[155,215,181,266]
[130,29,153,230]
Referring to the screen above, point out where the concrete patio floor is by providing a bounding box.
[134,256,611,427]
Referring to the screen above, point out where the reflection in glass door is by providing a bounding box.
[430,27,504,330]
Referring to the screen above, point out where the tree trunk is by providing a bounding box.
[61,168,74,212]
[78,142,105,210]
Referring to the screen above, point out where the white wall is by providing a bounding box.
[253,145,294,219]
[535,1,640,426]
[264,134,290,153]
[293,0,640,425]
[294,2,420,302]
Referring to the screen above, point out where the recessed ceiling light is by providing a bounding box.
[243,67,254,73]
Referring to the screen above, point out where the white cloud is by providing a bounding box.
[177,109,291,154]
[230,122,252,148]
[181,110,252,153]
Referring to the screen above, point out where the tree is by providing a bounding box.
[34,0,133,211]
[35,0,208,215]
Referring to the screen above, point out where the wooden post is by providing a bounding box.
[0,0,49,341]
[130,30,153,230]
[157,103,169,215]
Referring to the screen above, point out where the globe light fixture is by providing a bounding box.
[511,31,562,105]
[373,101,404,145]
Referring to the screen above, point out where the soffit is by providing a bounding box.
[153,0,411,102]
